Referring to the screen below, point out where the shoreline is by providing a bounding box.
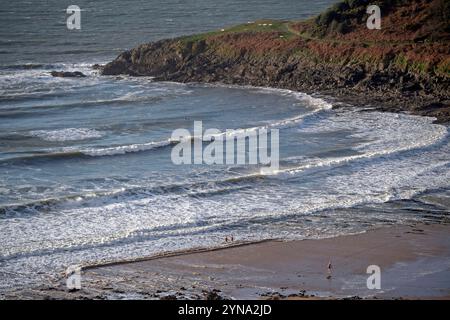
[99,1,450,124]
[8,222,450,300]
[99,60,450,124]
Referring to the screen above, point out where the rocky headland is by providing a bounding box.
[101,0,450,123]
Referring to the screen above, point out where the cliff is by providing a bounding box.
[102,0,450,123]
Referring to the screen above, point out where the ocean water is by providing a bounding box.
[1,0,450,293]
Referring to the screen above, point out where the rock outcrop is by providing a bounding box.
[51,71,86,78]
[102,0,450,122]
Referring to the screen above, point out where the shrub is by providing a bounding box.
[316,9,337,26]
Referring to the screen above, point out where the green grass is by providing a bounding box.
[394,54,436,75]
[178,19,297,45]
[178,31,221,44]
[409,61,429,74]
[394,54,409,71]
[435,59,450,77]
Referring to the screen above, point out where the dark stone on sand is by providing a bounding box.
[342,296,363,300]
[160,294,177,300]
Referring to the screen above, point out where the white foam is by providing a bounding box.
[284,111,448,174]
[81,139,173,156]
[76,89,331,157]
[253,87,333,110]
[29,128,104,142]
[197,83,333,111]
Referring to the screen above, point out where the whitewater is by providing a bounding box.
[0,62,449,293]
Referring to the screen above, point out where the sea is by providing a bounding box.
[0,0,449,293]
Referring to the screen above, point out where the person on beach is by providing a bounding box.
[327,259,332,279]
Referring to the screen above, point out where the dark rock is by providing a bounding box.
[51,71,86,78]
[160,295,177,300]
[342,296,363,300]
[204,290,223,300]
[92,64,104,70]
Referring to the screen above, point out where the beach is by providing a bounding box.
[6,222,449,300]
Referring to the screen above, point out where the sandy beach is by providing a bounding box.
[7,222,449,300]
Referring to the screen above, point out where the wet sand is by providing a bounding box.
[8,223,450,300]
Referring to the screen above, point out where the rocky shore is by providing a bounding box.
[101,0,450,122]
